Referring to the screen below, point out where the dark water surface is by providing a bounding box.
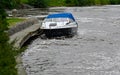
[22,5,120,75]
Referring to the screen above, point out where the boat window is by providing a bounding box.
[44,18,69,22]
[69,18,74,23]
[52,18,68,22]
[60,18,68,21]
[44,19,52,22]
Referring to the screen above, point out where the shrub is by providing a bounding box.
[0,0,20,9]
[28,0,47,8]
[65,0,79,6]
[0,4,17,75]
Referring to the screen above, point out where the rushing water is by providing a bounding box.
[22,5,120,75]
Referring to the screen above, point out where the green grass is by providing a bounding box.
[20,0,66,7]
[20,0,120,7]
[7,17,26,28]
[46,0,65,6]
[21,0,28,3]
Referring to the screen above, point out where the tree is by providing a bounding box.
[109,0,120,4]
[100,0,110,5]
[28,0,47,8]
[0,1,17,75]
[0,0,20,9]
[65,0,79,6]
[77,0,94,6]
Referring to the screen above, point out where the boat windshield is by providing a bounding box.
[44,18,69,22]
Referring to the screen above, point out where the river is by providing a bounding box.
[22,5,120,75]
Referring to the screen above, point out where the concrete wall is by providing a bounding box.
[8,18,39,36]
[8,17,45,75]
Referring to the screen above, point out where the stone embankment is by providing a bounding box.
[9,17,45,48]
[8,17,45,75]
[7,7,64,75]
[8,18,39,36]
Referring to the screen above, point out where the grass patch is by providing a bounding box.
[46,0,65,7]
[21,0,28,3]
[7,17,26,28]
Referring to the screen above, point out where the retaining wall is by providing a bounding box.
[9,17,44,75]
[8,18,39,36]
[9,17,43,48]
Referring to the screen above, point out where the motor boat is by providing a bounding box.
[40,13,78,37]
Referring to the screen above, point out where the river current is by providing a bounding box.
[22,5,120,75]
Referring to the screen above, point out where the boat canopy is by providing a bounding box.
[46,13,75,21]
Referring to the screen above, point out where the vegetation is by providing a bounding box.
[46,0,120,7]
[18,0,120,7]
[7,18,26,28]
[65,0,120,6]
[0,0,21,9]
[0,5,17,75]
[77,0,110,6]
[0,0,25,75]
[45,0,65,7]
[21,0,28,3]
[65,0,79,6]
[28,0,47,8]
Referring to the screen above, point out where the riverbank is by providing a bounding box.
[9,20,41,75]
[9,23,41,48]
[7,7,65,75]
[8,16,45,75]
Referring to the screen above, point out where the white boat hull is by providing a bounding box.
[40,13,78,37]
[41,27,77,37]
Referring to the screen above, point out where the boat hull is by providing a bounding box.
[42,27,77,37]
